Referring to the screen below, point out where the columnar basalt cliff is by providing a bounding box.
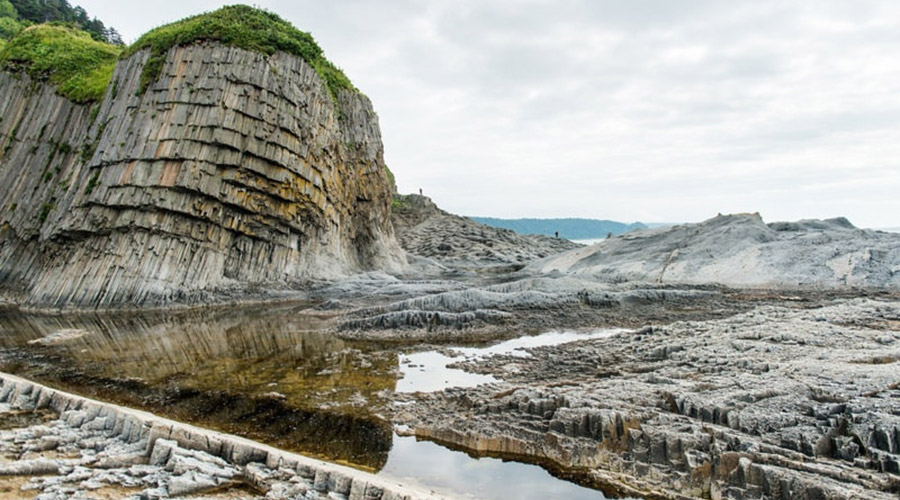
[0,37,403,309]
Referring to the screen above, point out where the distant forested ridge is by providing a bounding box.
[5,0,121,44]
[468,217,648,240]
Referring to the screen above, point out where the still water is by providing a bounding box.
[397,329,623,393]
[0,303,629,499]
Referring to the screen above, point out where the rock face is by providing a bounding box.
[0,43,403,309]
[392,194,580,271]
[532,213,900,289]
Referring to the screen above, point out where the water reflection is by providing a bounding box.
[380,435,624,500]
[0,306,632,498]
[397,351,497,393]
[397,329,623,393]
[0,304,397,470]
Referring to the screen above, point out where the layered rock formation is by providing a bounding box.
[399,298,900,499]
[533,213,900,289]
[0,41,403,309]
[0,372,445,500]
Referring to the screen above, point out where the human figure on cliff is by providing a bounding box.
[554,231,558,239]
[419,188,422,196]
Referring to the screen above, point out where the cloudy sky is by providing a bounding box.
[77,1,900,228]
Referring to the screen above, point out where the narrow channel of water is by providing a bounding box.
[0,304,632,499]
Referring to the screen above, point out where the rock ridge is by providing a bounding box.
[533,213,900,289]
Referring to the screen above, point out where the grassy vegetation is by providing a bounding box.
[384,165,397,194]
[124,5,356,99]
[391,194,411,209]
[0,24,120,102]
[0,15,22,39]
[0,0,24,44]
[9,0,122,44]
[0,0,15,19]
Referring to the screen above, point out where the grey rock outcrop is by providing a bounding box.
[0,372,448,500]
[338,275,719,336]
[0,42,404,310]
[392,194,579,271]
[532,213,900,289]
[400,298,900,499]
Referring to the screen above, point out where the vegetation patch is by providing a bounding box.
[8,0,122,44]
[0,24,120,103]
[83,170,99,195]
[385,165,397,194]
[0,0,23,41]
[391,194,410,209]
[123,4,355,99]
[37,201,54,223]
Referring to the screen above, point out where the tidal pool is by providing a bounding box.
[397,328,623,393]
[0,304,630,498]
[380,435,633,500]
[0,303,396,469]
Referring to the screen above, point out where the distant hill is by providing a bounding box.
[467,217,647,240]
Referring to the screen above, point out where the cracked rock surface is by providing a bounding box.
[396,298,900,499]
[0,375,446,500]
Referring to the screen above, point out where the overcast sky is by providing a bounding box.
[76,1,900,228]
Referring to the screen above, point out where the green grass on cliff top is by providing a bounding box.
[0,24,120,103]
[124,4,356,99]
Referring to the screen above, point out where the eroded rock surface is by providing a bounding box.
[397,298,900,499]
[0,373,447,500]
[533,213,900,289]
[392,194,579,272]
[334,273,729,338]
[0,43,402,310]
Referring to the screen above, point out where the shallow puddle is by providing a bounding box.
[0,304,396,469]
[0,305,630,498]
[397,328,623,393]
[397,351,497,393]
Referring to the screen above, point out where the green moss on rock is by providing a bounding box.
[384,165,397,194]
[125,4,356,100]
[0,24,120,103]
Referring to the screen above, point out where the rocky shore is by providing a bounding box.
[391,194,580,273]
[533,214,900,289]
[0,373,445,500]
[3,209,900,499]
[4,5,896,499]
[394,298,900,499]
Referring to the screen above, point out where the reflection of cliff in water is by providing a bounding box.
[0,303,397,470]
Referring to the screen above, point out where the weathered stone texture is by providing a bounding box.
[0,43,403,309]
[401,299,900,499]
[0,372,445,500]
